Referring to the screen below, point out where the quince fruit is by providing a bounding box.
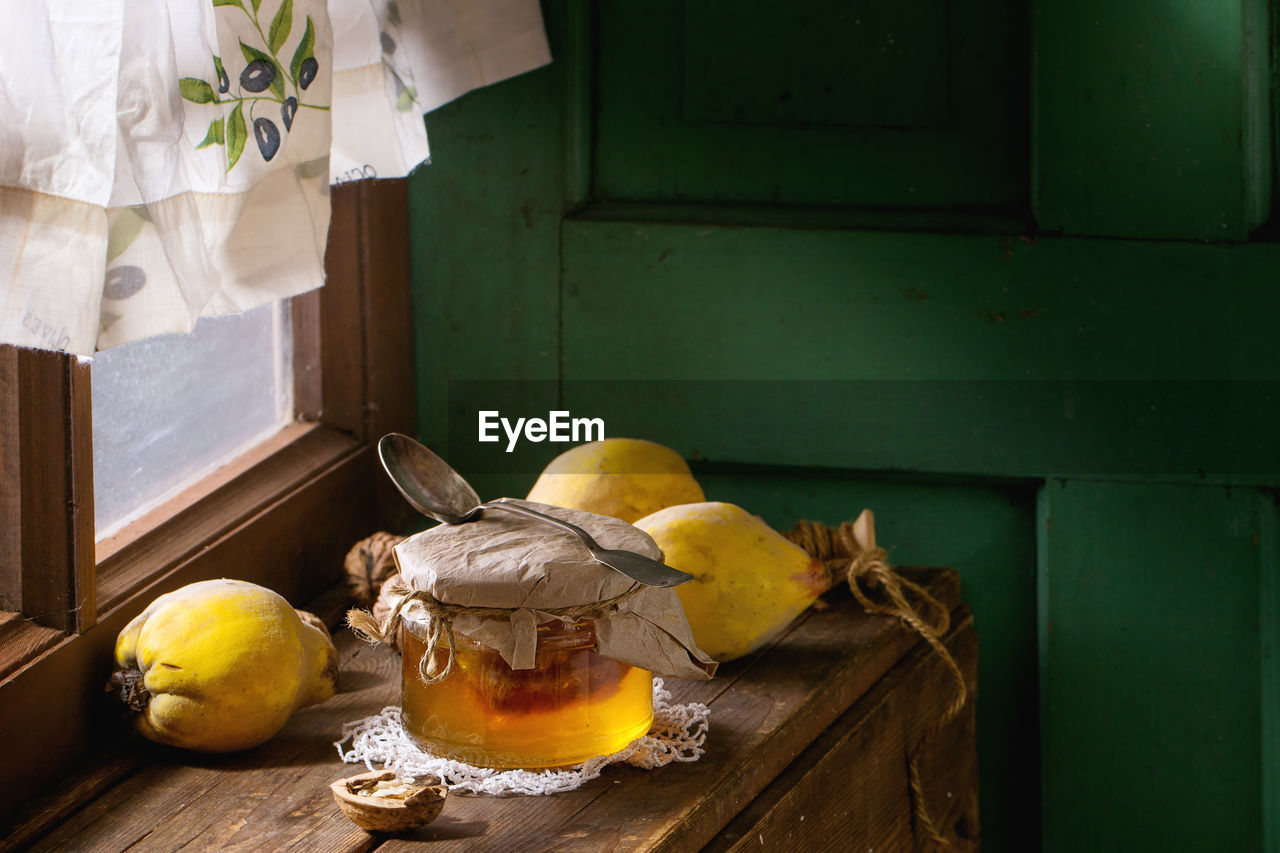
[635,502,835,662]
[110,579,338,752]
[526,438,705,523]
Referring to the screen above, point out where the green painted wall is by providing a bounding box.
[407,2,1279,850]
[1038,480,1270,851]
[1034,0,1273,239]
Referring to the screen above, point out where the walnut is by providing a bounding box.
[343,532,404,607]
[330,770,447,833]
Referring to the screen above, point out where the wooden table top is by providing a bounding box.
[14,567,970,852]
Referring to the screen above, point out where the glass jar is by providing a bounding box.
[400,616,654,769]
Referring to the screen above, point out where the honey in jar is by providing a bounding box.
[400,615,654,768]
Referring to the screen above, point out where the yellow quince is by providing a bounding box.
[526,438,705,523]
[635,502,835,662]
[111,579,338,752]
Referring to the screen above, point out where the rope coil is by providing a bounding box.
[785,520,968,853]
[347,584,645,686]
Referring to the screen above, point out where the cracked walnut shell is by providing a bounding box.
[330,770,447,833]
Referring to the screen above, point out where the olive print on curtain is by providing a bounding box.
[0,0,550,355]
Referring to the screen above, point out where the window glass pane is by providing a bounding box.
[91,303,293,539]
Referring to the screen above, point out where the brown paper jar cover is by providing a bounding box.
[392,499,717,680]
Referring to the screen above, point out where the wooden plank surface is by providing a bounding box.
[291,290,324,423]
[14,349,94,634]
[0,618,64,682]
[318,181,367,438]
[318,179,417,535]
[66,356,95,632]
[0,347,20,613]
[708,608,979,852]
[18,568,965,852]
[321,179,415,444]
[350,179,418,531]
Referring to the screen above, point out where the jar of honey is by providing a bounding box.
[353,498,715,769]
[400,615,654,768]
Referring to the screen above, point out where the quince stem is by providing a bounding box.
[108,668,150,713]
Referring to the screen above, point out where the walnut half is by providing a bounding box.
[330,770,447,833]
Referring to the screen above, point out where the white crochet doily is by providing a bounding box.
[334,678,710,796]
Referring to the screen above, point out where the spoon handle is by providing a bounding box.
[481,499,601,548]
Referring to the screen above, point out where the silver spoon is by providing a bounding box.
[377,433,693,588]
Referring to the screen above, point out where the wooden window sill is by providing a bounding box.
[0,615,64,683]
[0,568,980,852]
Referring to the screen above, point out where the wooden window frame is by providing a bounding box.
[0,179,417,813]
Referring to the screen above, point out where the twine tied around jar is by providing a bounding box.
[347,584,646,687]
[784,518,968,853]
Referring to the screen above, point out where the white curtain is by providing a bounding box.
[0,0,550,355]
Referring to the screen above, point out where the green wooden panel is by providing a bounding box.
[692,470,1040,851]
[559,219,1280,478]
[1034,0,1273,240]
[563,220,1280,381]
[1038,480,1263,851]
[1262,490,1280,853]
[406,19,570,457]
[594,0,1028,210]
[681,1,947,129]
